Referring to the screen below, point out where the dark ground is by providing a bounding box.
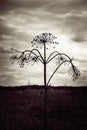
[0,85,87,130]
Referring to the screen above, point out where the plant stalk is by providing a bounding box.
[44,42,47,130]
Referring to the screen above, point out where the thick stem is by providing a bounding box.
[44,43,46,86]
[44,42,47,130]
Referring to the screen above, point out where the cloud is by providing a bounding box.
[0,47,11,53]
[63,15,87,42]
[41,0,87,43]
[0,0,87,43]
[0,0,51,14]
[0,0,87,15]
[0,18,16,43]
[45,0,87,14]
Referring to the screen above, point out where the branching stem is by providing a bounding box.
[19,49,44,64]
[47,52,72,63]
[47,60,72,85]
[47,51,60,62]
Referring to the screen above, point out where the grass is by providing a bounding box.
[0,85,87,130]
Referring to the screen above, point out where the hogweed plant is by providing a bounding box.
[10,33,80,130]
[10,33,80,85]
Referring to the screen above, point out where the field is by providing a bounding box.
[0,86,87,130]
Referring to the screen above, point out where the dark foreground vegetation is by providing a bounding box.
[0,85,87,130]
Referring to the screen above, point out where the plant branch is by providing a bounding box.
[47,60,72,85]
[31,49,44,62]
[47,51,60,62]
[47,52,72,63]
[19,49,44,64]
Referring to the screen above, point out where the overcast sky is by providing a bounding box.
[0,0,87,86]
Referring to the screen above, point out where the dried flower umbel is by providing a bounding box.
[68,65,81,81]
[31,33,59,49]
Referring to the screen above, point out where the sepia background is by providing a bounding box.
[0,0,87,86]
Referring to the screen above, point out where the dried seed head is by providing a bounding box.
[31,33,58,49]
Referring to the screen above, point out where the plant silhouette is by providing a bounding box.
[10,33,80,85]
[10,33,80,130]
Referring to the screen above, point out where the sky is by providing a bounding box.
[0,0,87,86]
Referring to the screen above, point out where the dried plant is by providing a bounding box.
[10,33,80,130]
[10,33,80,85]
